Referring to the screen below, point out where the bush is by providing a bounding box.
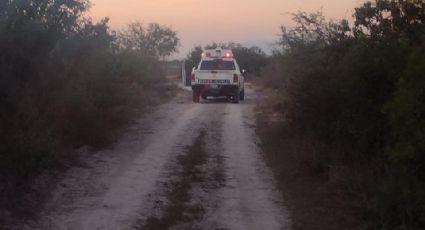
[261,1,425,229]
[0,0,178,220]
[383,51,425,227]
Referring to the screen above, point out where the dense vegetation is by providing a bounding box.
[0,0,178,221]
[260,0,425,229]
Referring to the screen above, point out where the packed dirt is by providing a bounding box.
[28,84,291,230]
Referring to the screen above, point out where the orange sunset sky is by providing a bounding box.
[89,0,364,57]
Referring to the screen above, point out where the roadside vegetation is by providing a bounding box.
[257,0,425,229]
[0,0,178,223]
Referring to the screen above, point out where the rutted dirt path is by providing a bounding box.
[30,85,291,230]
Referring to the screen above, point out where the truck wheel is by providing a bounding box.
[201,95,207,100]
[232,90,240,104]
[192,92,200,103]
[240,89,245,101]
[193,91,200,103]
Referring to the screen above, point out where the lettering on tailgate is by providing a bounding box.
[199,79,230,84]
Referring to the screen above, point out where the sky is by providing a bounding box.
[89,0,364,58]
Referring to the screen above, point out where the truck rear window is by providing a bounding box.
[199,60,236,70]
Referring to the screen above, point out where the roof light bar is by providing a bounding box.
[202,49,234,59]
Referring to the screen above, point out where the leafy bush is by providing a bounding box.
[262,1,425,228]
[0,0,178,219]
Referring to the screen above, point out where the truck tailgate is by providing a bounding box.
[195,70,233,84]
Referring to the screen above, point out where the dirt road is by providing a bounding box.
[31,85,291,230]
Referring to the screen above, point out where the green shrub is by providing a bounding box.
[383,51,425,227]
[0,0,178,219]
[263,1,425,228]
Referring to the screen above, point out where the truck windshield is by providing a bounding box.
[199,60,236,70]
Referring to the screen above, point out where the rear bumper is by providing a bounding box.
[192,84,239,97]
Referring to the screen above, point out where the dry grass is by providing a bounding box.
[255,92,370,230]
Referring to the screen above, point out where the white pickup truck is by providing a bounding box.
[191,49,245,103]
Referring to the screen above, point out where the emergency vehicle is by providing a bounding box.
[191,48,245,103]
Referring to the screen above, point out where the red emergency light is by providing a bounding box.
[202,49,233,58]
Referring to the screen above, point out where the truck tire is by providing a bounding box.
[201,95,207,100]
[240,89,245,101]
[193,91,200,103]
[232,89,240,104]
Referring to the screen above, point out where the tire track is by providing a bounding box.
[31,87,291,230]
[135,104,229,230]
